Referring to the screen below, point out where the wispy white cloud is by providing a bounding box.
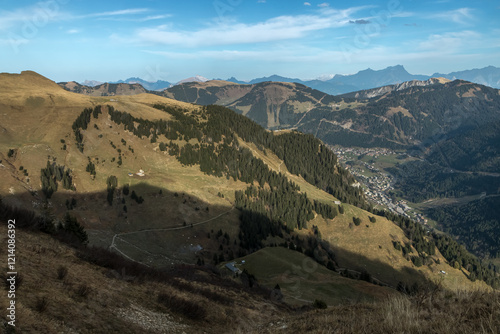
[124,7,367,47]
[0,5,157,31]
[0,37,29,46]
[318,3,329,7]
[0,3,70,31]
[67,29,80,34]
[86,8,149,17]
[430,8,474,24]
[391,11,414,18]
[96,14,172,22]
[145,49,264,61]
[418,31,480,52]
[139,15,171,21]
[304,2,311,6]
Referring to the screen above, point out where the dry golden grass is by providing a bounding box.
[251,289,500,334]
[308,204,491,292]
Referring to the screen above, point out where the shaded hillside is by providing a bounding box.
[426,120,500,173]
[297,80,500,149]
[427,196,500,259]
[0,203,290,334]
[387,161,500,202]
[2,200,499,334]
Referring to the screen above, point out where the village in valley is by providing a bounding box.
[332,146,428,225]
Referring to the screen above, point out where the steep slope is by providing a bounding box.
[163,77,500,150]
[54,72,500,266]
[0,71,496,309]
[297,80,500,149]
[0,215,290,334]
[427,196,500,260]
[163,80,252,106]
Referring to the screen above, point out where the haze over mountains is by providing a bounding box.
[228,65,500,93]
[78,65,500,95]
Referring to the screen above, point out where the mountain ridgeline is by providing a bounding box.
[162,78,500,152]
[297,80,500,148]
[59,81,148,96]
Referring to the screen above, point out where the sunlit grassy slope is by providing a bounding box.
[0,71,489,296]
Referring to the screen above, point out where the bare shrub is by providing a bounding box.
[35,296,49,313]
[157,292,207,320]
[57,266,68,280]
[76,284,91,298]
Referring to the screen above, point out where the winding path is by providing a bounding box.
[108,207,235,263]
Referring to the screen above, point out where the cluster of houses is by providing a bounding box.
[333,146,429,225]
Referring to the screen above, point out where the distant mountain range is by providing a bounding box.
[225,65,500,95]
[77,65,500,96]
[431,65,500,88]
[113,77,173,91]
[80,77,173,91]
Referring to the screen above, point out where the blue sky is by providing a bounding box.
[1,0,499,83]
